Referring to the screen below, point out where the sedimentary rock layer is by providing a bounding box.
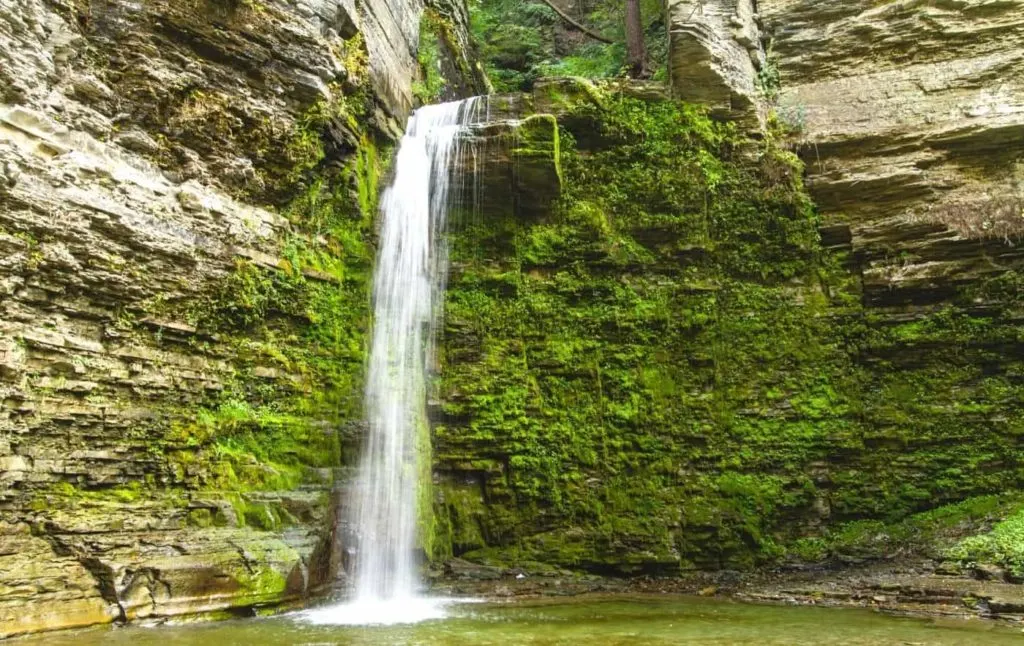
[430,79,1024,578]
[667,0,764,124]
[0,0,472,636]
[761,0,1024,303]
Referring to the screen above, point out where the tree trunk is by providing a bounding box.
[625,0,646,78]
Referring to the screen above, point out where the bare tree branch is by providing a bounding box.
[535,0,614,44]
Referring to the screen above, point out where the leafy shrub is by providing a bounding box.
[946,507,1024,576]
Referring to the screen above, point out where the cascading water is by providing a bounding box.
[302,97,485,626]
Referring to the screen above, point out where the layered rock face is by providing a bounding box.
[2,0,1023,636]
[669,0,1024,287]
[430,0,1024,581]
[667,0,764,124]
[760,0,1024,304]
[0,0,476,637]
[421,0,491,101]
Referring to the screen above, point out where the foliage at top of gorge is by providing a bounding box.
[469,0,667,90]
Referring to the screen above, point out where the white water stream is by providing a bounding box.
[303,97,486,626]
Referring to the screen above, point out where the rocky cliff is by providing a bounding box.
[668,0,764,124]
[431,0,1024,578]
[668,0,1024,298]
[0,0,479,638]
[761,0,1024,303]
[2,0,1023,637]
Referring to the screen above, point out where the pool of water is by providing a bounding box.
[14,595,1023,645]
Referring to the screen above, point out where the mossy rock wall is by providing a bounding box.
[0,0,483,635]
[431,85,1024,574]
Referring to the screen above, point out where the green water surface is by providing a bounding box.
[16,595,1023,645]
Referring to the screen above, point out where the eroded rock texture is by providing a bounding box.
[450,113,562,221]
[428,0,1024,591]
[667,0,764,125]
[430,76,1024,579]
[0,0,472,637]
[761,0,1024,303]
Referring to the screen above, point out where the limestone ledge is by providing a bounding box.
[0,0,353,634]
[0,98,337,638]
[448,112,562,222]
[0,497,328,639]
[667,0,765,126]
[761,0,1024,304]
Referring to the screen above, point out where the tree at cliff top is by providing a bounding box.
[624,0,646,78]
[469,0,665,90]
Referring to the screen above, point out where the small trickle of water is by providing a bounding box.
[303,97,486,625]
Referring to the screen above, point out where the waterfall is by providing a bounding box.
[302,97,485,626]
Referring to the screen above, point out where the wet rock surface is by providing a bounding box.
[432,559,1024,623]
[429,76,1024,592]
[0,0,476,637]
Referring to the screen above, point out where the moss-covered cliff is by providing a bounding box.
[0,0,483,637]
[432,81,1024,576]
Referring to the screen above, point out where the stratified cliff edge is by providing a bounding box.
[0,0,481,637]
[761,0,1024,302]
[2,0,1023,638]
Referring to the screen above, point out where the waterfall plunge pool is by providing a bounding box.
[12,594,1022,645]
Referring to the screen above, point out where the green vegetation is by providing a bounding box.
[947,504,1024,577]
[150,113,381,494]
[431,86,1024,573]
[35,480,155,506]
[756,42,781,104]
[129,35,382,509]
[168,398,340,492]
[788,495,1023,563]
[415,10,448,103]
[160,175,375,494]
[416,6,488,102]
[469,0,667,91]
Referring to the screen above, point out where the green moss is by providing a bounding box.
[415,10,447,104]
[227,554,292,604]
[187,508,216,528]
[783,495,1024,565]
[145,79,385,505]
[37,480,155,505]
[432,90,1024,574]
[430,482,490,561]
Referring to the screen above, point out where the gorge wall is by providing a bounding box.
[1,0,1023,638]
[431,0,1024,575]
[761,0,1024,304]
[0,0,481,637]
